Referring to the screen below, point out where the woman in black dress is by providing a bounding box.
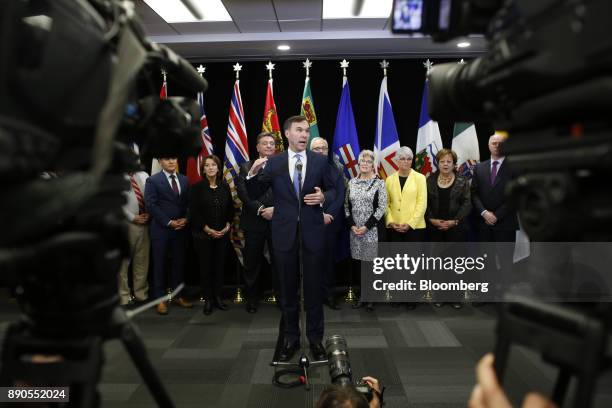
[426,149,472,309]
[190,155,234,315]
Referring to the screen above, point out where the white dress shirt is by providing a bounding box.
[288,148,307,187]
[122,171,149,222]
[162,169,181,195]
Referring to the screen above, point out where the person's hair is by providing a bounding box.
[310,137,328,149]
[396,146,413,160]
[436,148,457,164]
[315,385,369,408]
[283,115,309,132]
[256,132,276,144]
[200,154,223,184]
[358,149,375,163]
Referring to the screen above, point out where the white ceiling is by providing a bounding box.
[135,0,487,61]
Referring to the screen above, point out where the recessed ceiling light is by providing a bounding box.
[143,0,231,23]
[457,42,471,48]
[323,0,392,19]
[277,44,291,51]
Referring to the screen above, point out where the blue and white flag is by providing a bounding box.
[373,76,400,179]
[415,80,443,176]
[332,77,361,179]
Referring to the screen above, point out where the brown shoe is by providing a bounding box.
[175,297,193,308]
[156,302,168,315]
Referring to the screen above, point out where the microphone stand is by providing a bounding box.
[271,160,327,390]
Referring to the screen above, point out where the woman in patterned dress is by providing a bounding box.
[345,150,388,311]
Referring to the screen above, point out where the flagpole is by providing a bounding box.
[338,58,357,303]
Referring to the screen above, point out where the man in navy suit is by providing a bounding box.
[145,157,193,315]
[472,133,519,295]
[247,116,338,362]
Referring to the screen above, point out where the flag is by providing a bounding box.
[373,76,400,179]
[262,78,283,152]
[151,77,168,175]
[415,80,443,176]
[301,76,320,147]
[223,80,250,266]
[452,122,479,179]
[332,78,361,179]
[186,91,214,185]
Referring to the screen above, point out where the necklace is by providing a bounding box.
[438,173,454,187]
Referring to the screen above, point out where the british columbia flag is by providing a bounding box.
[223,80,249,265]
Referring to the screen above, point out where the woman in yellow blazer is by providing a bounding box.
[385,146,427,243]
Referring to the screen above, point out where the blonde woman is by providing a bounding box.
[345,150,387,311]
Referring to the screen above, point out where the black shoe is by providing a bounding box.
[203,301,212,315]
[310,342,326,361]
[433,302,443,308]
[451,302,463,310]
[324,296,341,310]
[213,297,229,311]
[406,303,417,310]
[279,340,300,362]
[365,302,374,312]
[246,300,257,314]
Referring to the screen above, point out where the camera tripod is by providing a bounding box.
[270,166,327,390]
[0,303,175,408]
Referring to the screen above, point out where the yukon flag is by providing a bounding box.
[150,75,168,175]
[451,122,479,178]
[223,80,250,266]
[301,76,320,147]
[414,80,443,176]
[373,76,400,179]
[332,77,361,179]
[262,78,283,151]
[186,92,214,185]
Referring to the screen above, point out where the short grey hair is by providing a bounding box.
[309,137,328,148]
[358,149,375,162]
[396,146,414,160]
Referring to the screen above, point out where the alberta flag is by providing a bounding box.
[415,80,443,176]
[451,122,479,179]
[223,80,250,266]
[373,76,400,179]
[301,76,320,148]
[332,77,361,179]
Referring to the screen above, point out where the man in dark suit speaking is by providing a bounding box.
[247,116,338,362]
[145,157,193,315]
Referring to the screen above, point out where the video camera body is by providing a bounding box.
[394,0,612,241]
[0,1,206,405]
[392,1,612,406]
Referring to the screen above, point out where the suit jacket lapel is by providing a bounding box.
[281,151,296,199]
[302,150,315,196]
[482,159,492,188]
[492,160,506,188]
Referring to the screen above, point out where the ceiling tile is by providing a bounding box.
[273,0,322,20]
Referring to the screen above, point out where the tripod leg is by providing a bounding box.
[552,368,571,406]
[119,321,175,408]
